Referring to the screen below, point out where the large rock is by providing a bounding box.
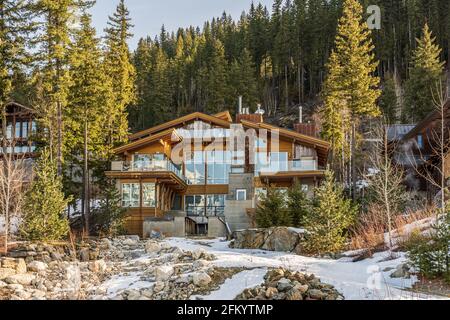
[231,229,268,249]
[231,227,303,253]
[262,228,300,252]
[145,241,161,254]
[192,272,212,287]
[1,258,27,274]
[0,268,16,280]
[5,274,36,286]
[27,261,47,273]
[155,266,174,282]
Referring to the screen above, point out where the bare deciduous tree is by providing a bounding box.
[366,119,406,251]
[407,83,449,215]
[0,152,27,253]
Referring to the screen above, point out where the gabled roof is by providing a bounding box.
[5,101,34,114]
[129,112,232,141]
[114,128,182,154]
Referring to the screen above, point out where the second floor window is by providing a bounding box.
[417,135,424,149]
[185,151,205,185]
[207,151,231,184]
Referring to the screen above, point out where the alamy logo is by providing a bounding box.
[367,5,381,30]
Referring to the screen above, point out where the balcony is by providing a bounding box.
[257,158,318,175]
[110,158,190,185]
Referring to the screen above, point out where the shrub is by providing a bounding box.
[303,170,357,254]
[21,149,72,241]
[287,183,311,227]
[90,181,126,237]
[256,187,291,228]
[406,212,450,282]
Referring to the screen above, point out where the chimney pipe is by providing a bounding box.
[299,106,303,124]
[238,96,243,114]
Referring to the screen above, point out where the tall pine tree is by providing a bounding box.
[405,23,445,122]
[104,0,136,146]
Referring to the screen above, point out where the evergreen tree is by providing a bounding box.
[36,0,91,175]
[405,24,445,122]
[256,187,291,228]
[104,0,136,146]
[304,170,357,254]
[228,48,259,112]
[66,12,110,233]
[321,0,381,154]
[287,182,311,227]
[90,181,126,237]
[21,149,72,241]
[379,74,399,123]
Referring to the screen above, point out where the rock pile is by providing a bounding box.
[235,269,344,301]
[230,227,306,254]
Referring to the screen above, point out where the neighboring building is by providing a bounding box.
[0,102,37,158]
[394,99,450,201]
[106,110,330,238]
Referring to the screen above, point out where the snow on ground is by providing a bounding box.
[191,268,268,300]
[164,238,447,300]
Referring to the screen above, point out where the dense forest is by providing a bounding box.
[129,0,450,131]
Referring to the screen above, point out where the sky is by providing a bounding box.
[90,0,274,49]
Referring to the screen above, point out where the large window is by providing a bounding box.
[186,194,225,216]
[142,183,156,207]
[207,151,231,184]
[206,195,225,216]
[185,151,205,184]
[185,195,206,216]
[122,183,140,207]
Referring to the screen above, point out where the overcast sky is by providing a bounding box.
[90,0,274,49]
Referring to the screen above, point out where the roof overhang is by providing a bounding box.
[129,112,232,141]
[114,128,182,154]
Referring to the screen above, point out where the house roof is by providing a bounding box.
[5,101,34,114]
[402,99,450,141]
[114,128,182,154]
[128,112,232,141]
[387,124,416,142]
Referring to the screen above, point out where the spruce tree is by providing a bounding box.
[287,183,311,228]
[104,0,136,146]
[405,24,445,122]
[228,48,259,112]
[379,74,399,123]
[66,12,109,233]
[36,0,91,175]
[21,149,72,241]
[256,188,291,228]
[321,0,381,155]
[304,170,357,254]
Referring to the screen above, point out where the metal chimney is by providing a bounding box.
[238,96,243,114]
[299,106,303,124]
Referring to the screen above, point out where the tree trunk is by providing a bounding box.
[351,121,357,200]
[285,64,289,112]
[83,120,90,235]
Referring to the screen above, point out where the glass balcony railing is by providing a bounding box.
[111,158,190,184]
[290,159,318,171]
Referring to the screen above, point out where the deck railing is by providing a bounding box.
[111,159,190,184]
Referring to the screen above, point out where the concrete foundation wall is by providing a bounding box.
[143,217,185,238]
[224,200,254,232]
[207,217,227,238]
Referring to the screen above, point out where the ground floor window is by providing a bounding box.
[185,194,225,216]
[236,189,247,201]
[142,183,156,207]
[122,183,140,207]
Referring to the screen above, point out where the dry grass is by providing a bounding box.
[349,205,435,252]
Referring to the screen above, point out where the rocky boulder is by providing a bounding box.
[231,227,306,254]
[235,268,344,301]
